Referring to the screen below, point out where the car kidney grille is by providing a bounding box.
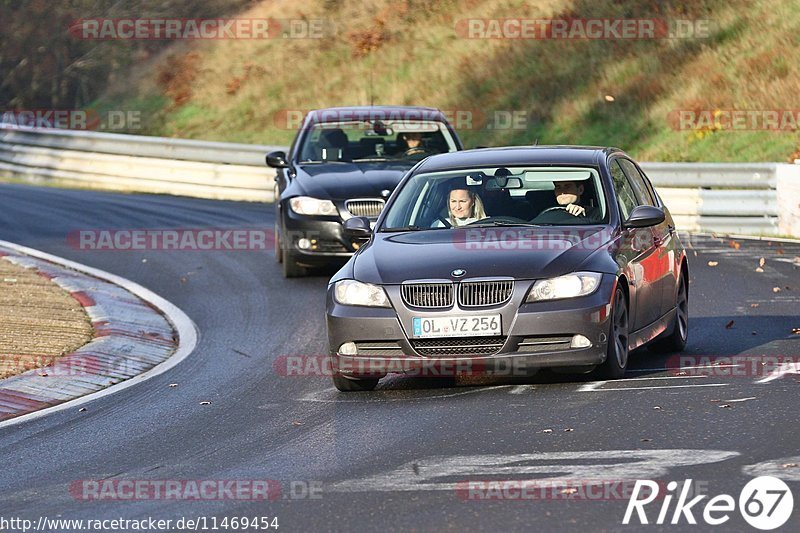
[412,336,506,356]
[401,283,454,308]
[459,280,514,307]
[346,199,384,218]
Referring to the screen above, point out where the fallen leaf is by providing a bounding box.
[180,276,188,283]
[200,401,211,405]
[564,428,574,432]
[708,261,719,267]
[728,240,741,250]
[751,331,758,336]
[168,383,178,388]
[709,399,721,403]
[725,320,735,329]
[604,95,615,102]
[292,421,303,426]
[755,267,764,273]
[792,328,800,335]
[759,257,766,267]
[641,438,652,442]
[542,429,553,433]
[777,249,784,255]
[782,463,798,468]
[653,406,662,410]
[750,303,760,308]
[719,404,732,408]
[79,407,87,412]
[773,287,782,293]
[693,250,698,257]
[142,258,147,263]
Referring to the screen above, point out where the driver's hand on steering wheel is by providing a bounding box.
[565,203,586,216]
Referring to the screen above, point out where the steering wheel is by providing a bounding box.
[538,206,567,215]
[465,216,527,226]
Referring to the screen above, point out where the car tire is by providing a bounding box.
[332,374,379,392]
[596,285,629,380]
[650,273,689,353]
[274,221,283,264]
[282,250,306,278]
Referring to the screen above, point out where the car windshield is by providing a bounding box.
[297,120,458,163]
[381,166,608,230]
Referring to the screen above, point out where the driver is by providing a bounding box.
[398,132,429,157]
[532,180,600,223]
[444,188,487,227]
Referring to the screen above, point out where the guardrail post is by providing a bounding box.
[776,163,800,238]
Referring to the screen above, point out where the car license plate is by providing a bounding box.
[412,315,501,338]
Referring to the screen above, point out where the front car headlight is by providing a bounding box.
[289,196,338,216]
[334,279,391,307]
[526,272,602,302]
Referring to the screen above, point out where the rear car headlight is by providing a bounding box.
[289,196,338,216]
[334,280,391,307]
[526,272,602,302]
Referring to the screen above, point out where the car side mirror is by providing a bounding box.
[266,150,289,168]
[625,205,665,228]
[343,216,372,236]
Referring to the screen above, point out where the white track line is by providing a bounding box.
[0,239,198,430]
[582,383,728,392]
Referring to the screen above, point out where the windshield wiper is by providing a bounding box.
[466,221,541,228]
[352,157,392,163]
[381,225,424,232]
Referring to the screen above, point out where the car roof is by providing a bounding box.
[414,145,626,172]
[305,106,450,124]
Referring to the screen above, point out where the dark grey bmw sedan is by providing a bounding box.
[326,146,688,391]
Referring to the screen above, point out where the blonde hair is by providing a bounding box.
[448,188,487,226]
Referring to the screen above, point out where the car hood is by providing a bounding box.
[353,226,615,284]
[293,162,412,199]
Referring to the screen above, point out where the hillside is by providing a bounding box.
[55,0,800,160]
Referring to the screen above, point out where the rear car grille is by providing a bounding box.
[515,336,572,353]
[459,280,514,307]
[402,282,454,308]
[412,336,506,357]
[346,199,384,218]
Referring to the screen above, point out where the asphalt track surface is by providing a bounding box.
[0,182,798,532]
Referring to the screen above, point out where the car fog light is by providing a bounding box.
[570,335,592,348]
[338,342,358,355]
[297,238,312,250]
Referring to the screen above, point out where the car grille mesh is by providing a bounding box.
[401,283,454,308]
[459,280,514,307]
[346,199,384,218]
[411,336,506,356]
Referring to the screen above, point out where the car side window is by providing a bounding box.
[618,159,656,206]
[610,159,638,220]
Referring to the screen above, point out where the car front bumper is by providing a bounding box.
[326,275,617,378]
[281,207,363,266]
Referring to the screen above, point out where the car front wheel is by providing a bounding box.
[596,285,629,380]
[650,273,689,352]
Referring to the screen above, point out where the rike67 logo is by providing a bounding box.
[623,476,794,530]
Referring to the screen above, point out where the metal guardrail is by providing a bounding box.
[0,125,282,202]
[0,125,794,235]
